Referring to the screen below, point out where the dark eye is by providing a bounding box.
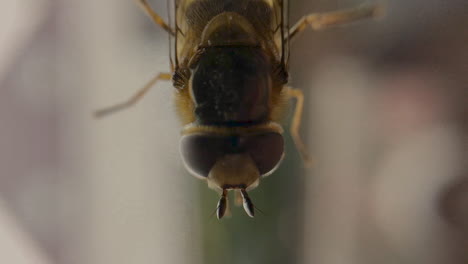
[179,133,284,178]
[179,134,225,178]
[244,133,284,176]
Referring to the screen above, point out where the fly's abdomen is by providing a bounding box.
[185,0,272,38]
[190,46,272,126]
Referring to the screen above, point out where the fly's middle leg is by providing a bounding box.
[136,0,175,36]
[288,3,384,41]
[94,72,172,118]
[286,87,313,168]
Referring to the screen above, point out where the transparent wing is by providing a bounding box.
[280,0,290,66]
[166,0,176,70]
[174,0,212,67]
[269,0,289,66]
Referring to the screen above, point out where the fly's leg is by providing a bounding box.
[288,3,384,41]
[286,87,312,167]
[94,72,172,118]
[136,0,175,36]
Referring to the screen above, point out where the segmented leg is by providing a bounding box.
[289,4,383,41]
[94,72,172,118]
[136,0,175,36]
[286,87,312,167]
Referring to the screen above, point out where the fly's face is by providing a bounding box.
[95,0,382,219]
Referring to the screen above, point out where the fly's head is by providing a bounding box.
[180,125,284,219]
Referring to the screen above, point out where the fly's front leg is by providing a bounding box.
[136,0,175,36]
[289,3,384,41]
[94,72,172,118]
[286,87,312,168]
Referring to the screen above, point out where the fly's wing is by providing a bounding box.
[167,0,176,70]
[246,0,289,66]
[278,0,290,67]
[268,0,289,66]
[174,0,189,68]
[174,0,216,67]
[174,0,289,67]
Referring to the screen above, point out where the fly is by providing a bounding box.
[95,0,382,219]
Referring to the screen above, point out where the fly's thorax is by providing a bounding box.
[179,123,285,191]
[171,4,289,127]
[188,46,273,126]
[183,8,276,126]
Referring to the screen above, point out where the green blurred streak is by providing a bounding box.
[198,135,305,264]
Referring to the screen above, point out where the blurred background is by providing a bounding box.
[0,0,467,263]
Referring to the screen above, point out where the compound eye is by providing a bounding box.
[179,135,225,178]
[180,132,284,178]
[245,133,284,176]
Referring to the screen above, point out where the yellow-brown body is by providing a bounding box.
[96,0,382,218]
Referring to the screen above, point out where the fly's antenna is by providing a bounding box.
[216,189,228,220]
[240,189,255,218]
[253,204,266,217]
